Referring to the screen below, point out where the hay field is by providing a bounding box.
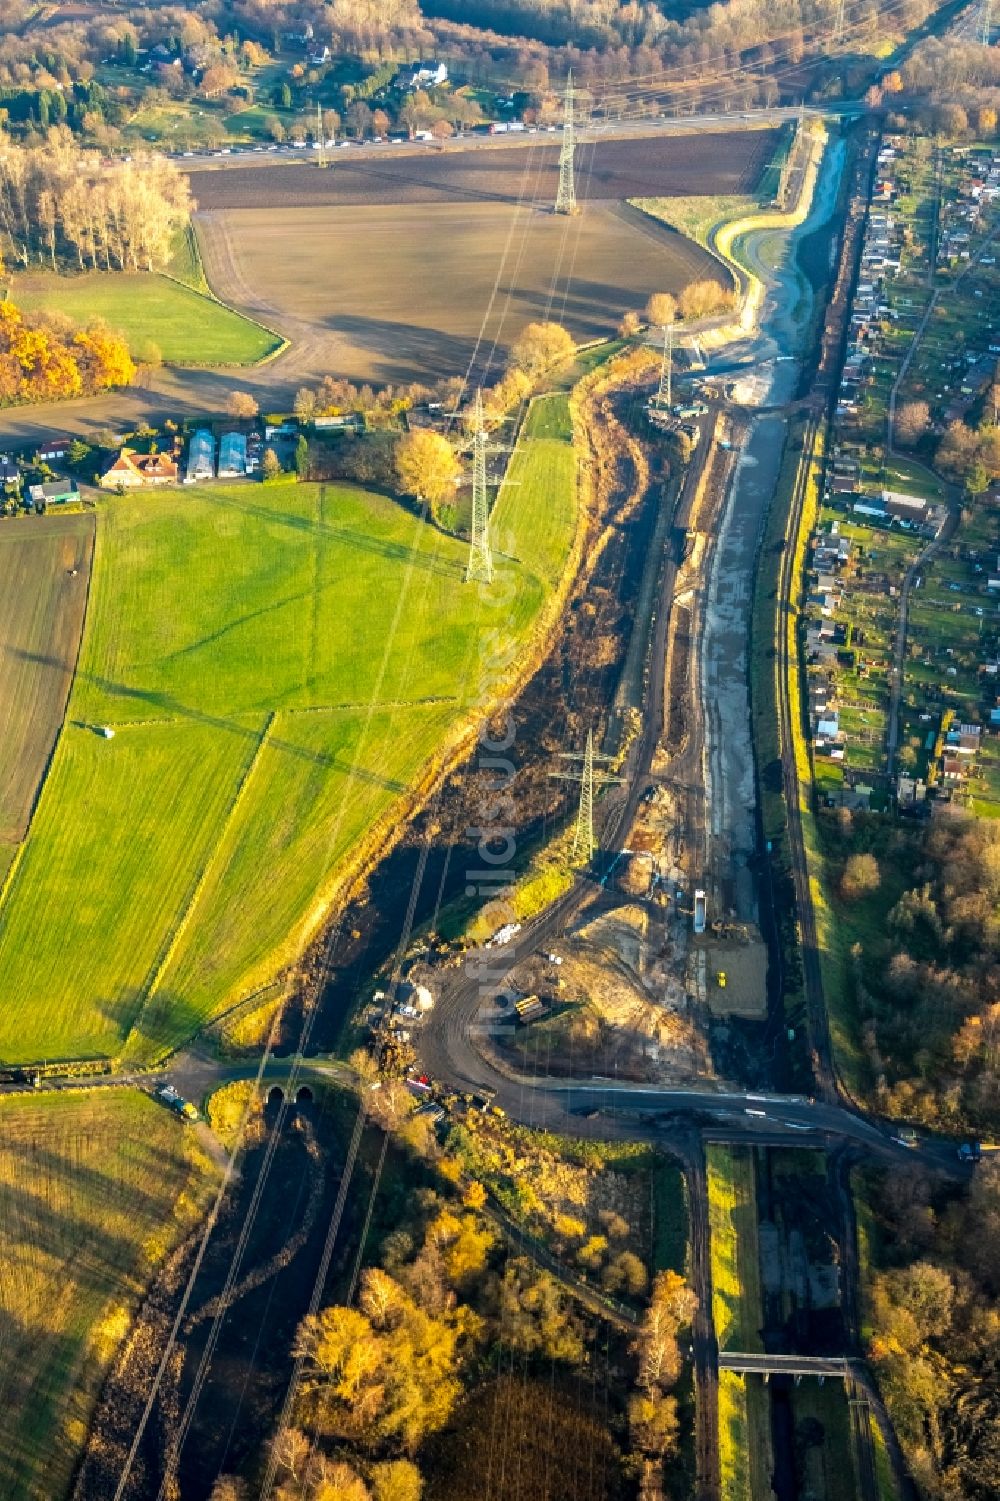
[0,1089,216,1500]
[0,434,575,1064]
[0,513,93,848]
[196,199,720,386]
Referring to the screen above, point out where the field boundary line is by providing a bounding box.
[122,712,277,1060]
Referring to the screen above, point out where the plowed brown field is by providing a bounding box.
[195,198,723,385]
[188,128,777,211]
[0,512,94,848]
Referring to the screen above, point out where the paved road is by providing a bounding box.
[173,105,849,175]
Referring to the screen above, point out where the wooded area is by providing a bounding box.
[0,130,192,272]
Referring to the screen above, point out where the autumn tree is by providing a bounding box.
[209,1480,247,1501]
[644,291,676,327]
[294,1268,475,1453]
[633,1270,695,1393]
[394,429,460,509]
[227,390,259,420]
[370,1460,423,1501]
[678,279,734,320]
[0,130,192,273]
[508,319,575,379]
[261,447,281,480]
[895,399,930,447]
[841,852,880,902]
[936,418,979,478]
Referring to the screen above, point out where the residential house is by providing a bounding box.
[37,437,72,463]
[403,60,448,89]
[100,448,178,489]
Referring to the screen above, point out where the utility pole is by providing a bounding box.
[555,72,579,215]
[833,0,847,44]
[657,321,673,408]
[316,101,326,168]
[550,729,623,866]
[465,389,493,585]
[982,0,993,45]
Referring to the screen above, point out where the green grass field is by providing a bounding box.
[0,444,576,1064]
[706,1144,764,1352]
[0,1089,217,1500]
[12,270,280,365]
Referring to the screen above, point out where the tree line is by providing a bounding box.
[0,129,193,272]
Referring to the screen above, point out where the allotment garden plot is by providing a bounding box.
[0,441,574,1066]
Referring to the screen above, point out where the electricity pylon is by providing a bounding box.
[550,729,623,865]
[656,321,673,408]
[555,72,579,215]
[465,389,493,585]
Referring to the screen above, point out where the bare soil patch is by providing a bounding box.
[188,129,779,211]
[0,512,94,846]
[196,199,719,385]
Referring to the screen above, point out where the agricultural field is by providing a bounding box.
[0,433,576,1065]
[196,198,720,385]
[0,513,93,851]
[187,129,778,211]
[0,1089,217,1500]
[12,269,280,366]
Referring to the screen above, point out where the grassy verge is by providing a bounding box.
[0,1089,218,1499]
[12,267,280,365]
[706,1144,764,1352]
[718,1370,773,1501]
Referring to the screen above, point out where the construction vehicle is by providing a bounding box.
[156,1084,199,1122]
[958,1141,982,1162]
[716,971,727,989]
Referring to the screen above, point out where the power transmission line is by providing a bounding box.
[657,321,673,408]
[466,389,493,585]
[550,729,623,864]
[555,72,579,215]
